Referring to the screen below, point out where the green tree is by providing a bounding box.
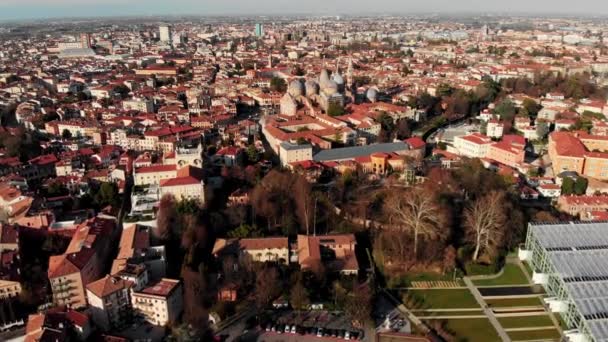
[227,224,261,238]
[62,129,72,140]
[574,177,588,195]
[494,99,517,121]
[270,77,287,92]
[561,177,575,195]
[327,102,345,117]
[521,98,541,117]
[94,182,119,207]
[436,83,455,97]
[246,145,259,163]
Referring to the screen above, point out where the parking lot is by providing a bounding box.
[258,310,365,341]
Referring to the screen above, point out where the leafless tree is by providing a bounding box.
[345,283,373,328]
[464,190,508,261]
[290,277,310,311]
[254,266,280,308]
[293,176,313,234]
[384,188,448,260]
[156,194,177,240]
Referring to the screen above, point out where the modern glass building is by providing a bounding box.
[520,222,608,342]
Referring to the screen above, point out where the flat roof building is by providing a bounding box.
[520,221,608,342]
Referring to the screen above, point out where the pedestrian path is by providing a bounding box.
[463,277,510,342]
[503,326,556,332]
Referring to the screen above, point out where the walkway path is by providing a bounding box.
[418,315,488,319]
[463,277,510,342]
[503,326,556,332]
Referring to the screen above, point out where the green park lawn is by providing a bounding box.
[497,314,554,329]
[485,297,544,308]
[473,263,529,286]
[403,288,480,309]
[411,310,485,317]
[425,318,500,342]
[507,328,561,341]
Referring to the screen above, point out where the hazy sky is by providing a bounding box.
[1,0,608,20]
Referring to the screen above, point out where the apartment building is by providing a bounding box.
[486,141,525,168]
[131,278,183,326]
[48,216,116,309]
[549,132,608,180]
[557,195,608,217]
[452,133,493,159]
[111,224,166,280]
[279,142,313,167]
[134,164,177,186]
[86,275,132,331]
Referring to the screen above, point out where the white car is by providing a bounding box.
[345,331,351,340]
[317,328,324,337]
[290,325,297,334]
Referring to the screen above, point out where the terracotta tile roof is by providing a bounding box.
[137,278,180,298]
[86,275,131,298]
[135,164,176,174]
[239,237,289,251]
[65,309,89,327]
[550,131,586,157]
[47,254,79,278]
[160,176,201,187]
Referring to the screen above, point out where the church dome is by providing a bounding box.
[323,80,339,96]
[288,79,304,97]
[366,87,378,102]
[305,80,319,96]
[319,69,331,88]
[280,93,298,116]
[333,73,345,85]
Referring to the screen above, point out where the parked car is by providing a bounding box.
[316,328,324,337]
[344,331,351,340]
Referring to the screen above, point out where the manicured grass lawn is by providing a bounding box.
[425,318,500,342]
[412,310,485,317]
[507,328,561,341]
[497,315,554,329]
[474,263,529,286]
[523,261,534,277]
[485,297,544,307]
[403,289,480,309]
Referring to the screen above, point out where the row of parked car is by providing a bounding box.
[263,323,363,340]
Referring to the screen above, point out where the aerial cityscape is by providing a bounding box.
[1,2,608,342]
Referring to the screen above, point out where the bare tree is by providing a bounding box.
[254,266,280,308]
[384,188,447,260]
[293,176,313,234]
[443,246,457,275]
[181,268,209,329]
[345,283,373,328]
[290,277,310,311]
[156,194,177,240]
[464,190,508,261]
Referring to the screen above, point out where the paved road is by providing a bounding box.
[463,277,510,342]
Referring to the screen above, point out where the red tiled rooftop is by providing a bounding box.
[138,278,180,297]
[135,164,176,174]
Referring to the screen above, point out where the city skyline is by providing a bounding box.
[3,0,608,21]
